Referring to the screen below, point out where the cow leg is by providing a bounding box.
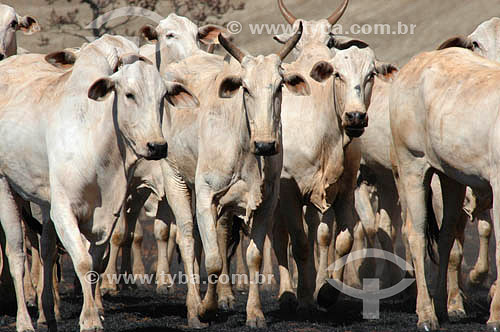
[154,200,175,295]
[469,213,492,286]
[100,215,123,295]
[0,178,35,332]
[131,221,145,277]
[196,183,221,322]
[447,214,467,320]
[245,210,271,328]
[377,188,402,288]
[235,233,248,292]
[433,175,465,323]
[50,201,103,332]
[163,164,204,328]
[23,228,37,308]
[260,234,276,291]
[487,174,500,330]
[216,213,235,311]
[273,202,296,313]
[400,164,439,331]
[280,181,315,314]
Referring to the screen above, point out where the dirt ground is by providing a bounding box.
[1,0,500,331]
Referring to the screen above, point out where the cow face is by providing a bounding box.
[88,60,199,161]
[219,55,310,156]
[140,13,229,64]
[469,17,500,62]
[0,5,39,60]
[310,46,384,138]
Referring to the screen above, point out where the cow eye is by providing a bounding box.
[334,73,342,80]
[368,72,376,81]
[166,33,175,39]
[126,93,135,101]
[10,20,17,29]
[472,41,480,50]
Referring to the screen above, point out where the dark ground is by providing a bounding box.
[0,240,495,332]
[0,279,494,332]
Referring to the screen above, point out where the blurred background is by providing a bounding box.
[6,0,500,66]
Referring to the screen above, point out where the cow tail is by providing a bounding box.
[426,185,440,265]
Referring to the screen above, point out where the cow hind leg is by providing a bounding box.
[234,233,248,292]
[154,216,173,295]
[469,214,492,286]
[402,166,439,331]
[100,216,123,295]
[487,173,500,330]
[0,178,35,332]
[434,174,466,323]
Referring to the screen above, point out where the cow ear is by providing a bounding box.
[198,25,231,45]
[437,35,473,51]
[375,62,399,82]
[219,75,242,98]
[17,15,40,35]
[45,51,76,69]
[114,53,153,72]
[165,82,199,109]
[310,61,334,83]
[88,78,115,101]
[283,73,311,96]
[140,24,158,44]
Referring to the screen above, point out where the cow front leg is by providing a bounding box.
[100,214,124,295]
[50,202,103,332]
[216,213,235,311]
[163,163,204,328]
[154,216,174,295]
[0,178,35,332]
[245,213,269,328]
[195,183,221,322]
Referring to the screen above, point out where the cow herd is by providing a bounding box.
[1,1,500,332]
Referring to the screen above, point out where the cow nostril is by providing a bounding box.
[254,141,277,156]
[346,112,355,120]
[0,54,5,61]
[146,142,168,160]
[358,112,367,121]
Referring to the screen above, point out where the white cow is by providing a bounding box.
[0,34,197,332]
[0,4,39,59]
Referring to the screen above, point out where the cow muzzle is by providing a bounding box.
[145,141,168,160]
[344,112,368,138]
[253,141,278,156]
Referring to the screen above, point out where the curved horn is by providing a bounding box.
[327,0,349,25]
[277,22,303,61]
[218,33,247,63]
[278,0,297,25]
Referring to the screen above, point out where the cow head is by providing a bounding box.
[140,13,230,64]
[273,0,348,56]
[310,41,397,138]
[88,57,199,161]
[0,5,39,60]
[438,17,500,62]
[218,23,310,156]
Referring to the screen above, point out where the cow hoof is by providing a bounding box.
[316,283,340,308]
[188,317,209,329]
[156,285,174,296]
[246,317,266,328]
[218,297,235,311]
[448,309,467,321]
[100,287,118,296]
[198,305,217,322]
[488,322,500,332]
[417,321,439,332]
[279,291,298,314]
